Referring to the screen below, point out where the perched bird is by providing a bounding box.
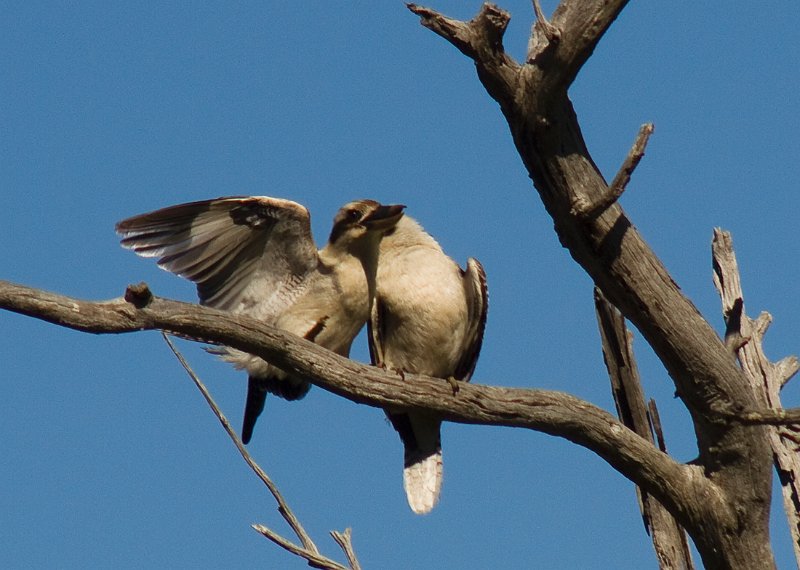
[368,215,488,514]
[116,196,404,444]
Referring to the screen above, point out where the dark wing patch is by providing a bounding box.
[304,316,329,343]
[453,257,488,382]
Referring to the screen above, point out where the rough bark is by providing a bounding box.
[712,229,800,565]
[595,288,695,570]
[407,2,774,568]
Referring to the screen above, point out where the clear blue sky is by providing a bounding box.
[2,2,798,568]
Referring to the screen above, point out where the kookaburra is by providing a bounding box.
[116,196,404,444]
[368,215,488,514]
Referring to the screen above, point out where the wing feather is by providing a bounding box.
[367,297,386,367]
[116,196,319,316]
[453,257,488,382]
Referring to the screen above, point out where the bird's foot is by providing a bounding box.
[445,376,460,396]
[393,367,406,381]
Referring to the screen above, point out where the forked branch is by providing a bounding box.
[408,3,774,568]
[161,334,360,570]
[712,229,800,563]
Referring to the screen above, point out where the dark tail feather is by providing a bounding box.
[241,375,311,444]
[242,376,268,445]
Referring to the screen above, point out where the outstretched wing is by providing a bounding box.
[453,257,488,382]
[116,196,319,317]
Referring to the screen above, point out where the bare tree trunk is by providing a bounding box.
[407,2,776,568]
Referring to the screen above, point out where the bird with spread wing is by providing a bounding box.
[116,196,404,444]
[368,215,488,514]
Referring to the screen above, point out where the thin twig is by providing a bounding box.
[331,528,362,570]
[572,123,654,218]
[163,334,360,569]
[252,525,349,570]
[160,333,319,553]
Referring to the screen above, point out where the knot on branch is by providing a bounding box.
[124,282,153,308]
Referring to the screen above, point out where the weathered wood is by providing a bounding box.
[408,3,774,568]
[161,334,357,570]
[595,289,695,570]
[712,228,800,566]
[572,123,654,218]
[0,279,697,513]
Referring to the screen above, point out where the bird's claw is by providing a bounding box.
[377,362,406,380]
[446,376,460,396]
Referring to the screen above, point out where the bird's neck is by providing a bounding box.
[320,234,382,309]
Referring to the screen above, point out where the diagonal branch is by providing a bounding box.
[251,524,348,570]
[162,334,360,570]
[572,123,654,218]
[0,278,711,526]
[331,528,361,570]
[594,289,695,570]
[160,334,319,555]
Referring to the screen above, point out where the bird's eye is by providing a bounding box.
[347,209,361,221]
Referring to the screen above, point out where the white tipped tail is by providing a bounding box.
[403,451,443,515]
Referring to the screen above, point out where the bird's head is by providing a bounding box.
[328,199,405,248]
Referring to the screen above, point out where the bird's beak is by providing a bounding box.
[362,204,405,231]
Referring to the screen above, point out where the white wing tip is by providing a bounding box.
[403,452,443,515]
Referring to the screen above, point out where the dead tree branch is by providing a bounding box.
[595,289,695,570]
[162,334,362,570]
[572,123,654,218]
[330,529,362,570]
[0,278,707,523]
[712,228,800,563]
[408,2,773,568]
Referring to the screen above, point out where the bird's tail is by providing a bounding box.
[403,446,443,515]
[389,411,443,514]
[242,376,268,445]
[242,375,311,444]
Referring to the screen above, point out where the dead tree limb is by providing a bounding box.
[161,334,361,570]
[572,123,654,218]
[0,278,708,522]
[594,289,694,570]
[408,2,773,568]
[712,228,800,565]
